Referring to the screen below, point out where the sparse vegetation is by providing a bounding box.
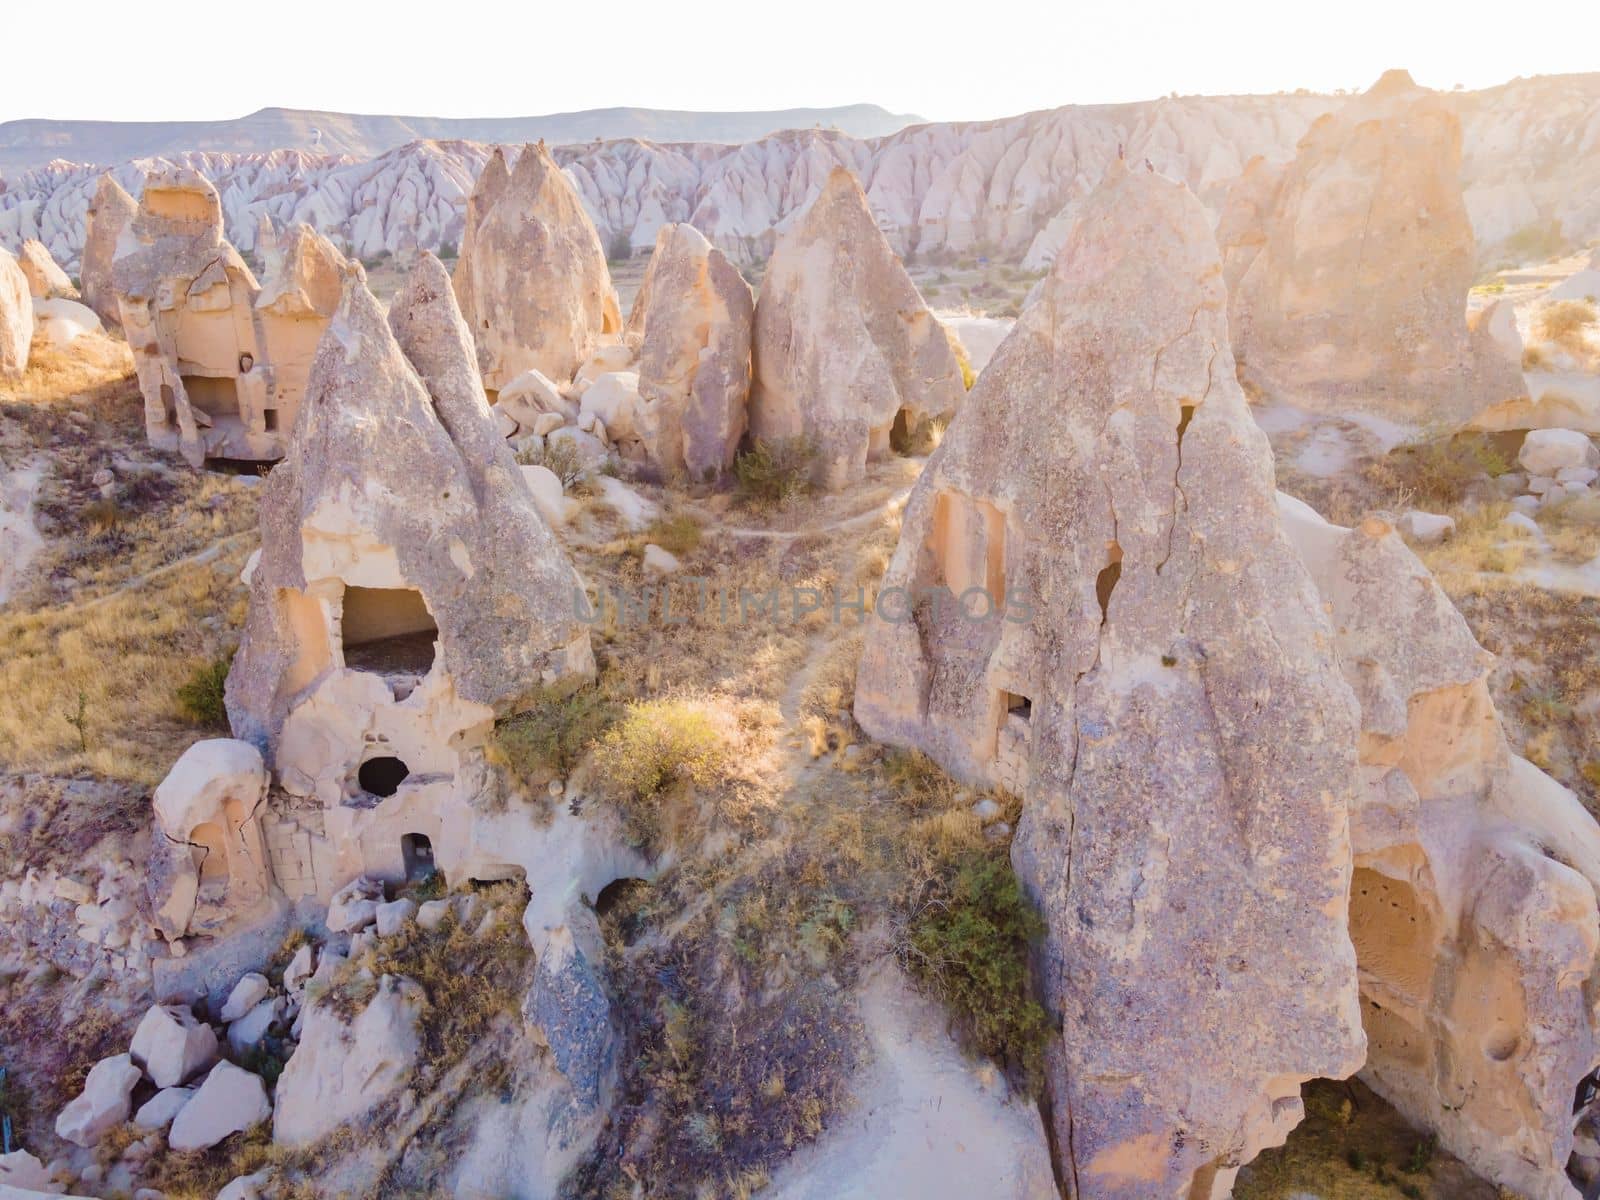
[644,511,704,557]
[521,435,590,491]
[491,683,617,782]
[902,851,1051,1091]
[1536,297,1598,363]
[593,697,733,823]
[176,650,234,727]
[733,436,817,507]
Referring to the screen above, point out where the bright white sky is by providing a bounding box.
[6,0,1596,125]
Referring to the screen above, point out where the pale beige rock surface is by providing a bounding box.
[1232,71,1517,423]
[453,142,621,391]
[1279,493,1600,1200]
[0,248,31,380]
[855,162,1364,1197]
[168,1060,271,1152]
[750,167,965,489]
[80,174,137,325]
[129,1003,219,1088]
[273,974,423,1146]
[55,1054,141,1147]
[16,239,74,299]
[627,222,754,478]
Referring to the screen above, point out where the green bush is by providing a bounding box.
[906,852,1051,1090]
[593,698,729,804]
[493,685,617,781]
[176,653,233,728]
[734,436,816,506]
[521,437,590,491]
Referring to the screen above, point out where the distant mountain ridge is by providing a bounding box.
[0,104,923,174]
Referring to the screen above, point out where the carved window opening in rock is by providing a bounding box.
[401,833,435,881]
[359,756,410,799]
[182,375,241,420]
[159,382,176,422]
[341,586,438,676]
[190,820,229,882]
[926,491,1006,614]
[1095,542,1124,624]
[263,408,279,432]
[1003,691,1033,723]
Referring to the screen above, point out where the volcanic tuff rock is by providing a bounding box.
[1230,71,1517,421]
[1280,494,1600,1200]
[626,222,753,477]
[79,173,138,324]
[453,141,621,391]
[0,247,30,378]
[855,162,1364,1197]
[16,238,74,298]
[750,167,965,490]
[8,75,1600,280]
[225,254,594,765]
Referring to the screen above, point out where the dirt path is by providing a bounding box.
[706,484,913,541]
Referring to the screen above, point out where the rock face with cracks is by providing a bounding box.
[1280,494,1600,1200]
[453,141,621,392]
[80,173,137,325]
[855,162,1365,1197]
[224,255,594,866]
[749,166,966,490]
[627,222,754,478]
[1230,71,1517,423]
[16,239,75,299]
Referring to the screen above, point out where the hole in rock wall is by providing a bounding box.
[1004,691,1033,723]
[594,878,651,947]
[342,587,438,675]
[1095,543,1123,623]
[1575,1067,1600,1115]
[359,756,411,799]
[263,408,279,432]
[181,375,241,419]
[401,833,436,881]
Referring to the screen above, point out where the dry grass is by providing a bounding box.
[1536,298,1598,364]
[0,549,250,784]
[1236,1079,1497,1199]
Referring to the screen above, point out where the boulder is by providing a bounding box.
[129,1003,219,1088]
[328,876,384,933]
[1520,428,1598,475]
[168,1061,272,1152]
[855,162,1364,1197]
[497,366,574,429]
[750,167,966,490]
[1396,510,1456,543]
[220,972,271,1023]
[416,899,452,932]
[642,544,680,574]
[55,1053,141,1147]
[274,974,424,1146]
[0,1150,57,1190]
[32,297,102,348]
[1232,71,1505,422]
[627,223,755,478]
[519,464,570,527]
[81,173,138,325]
[0,248,32,380]
[227,998,282,1055]
[374,898,417,937]
[283,943,316,996]
[133,1086,195,1130]
[573,343,635,393]
[578,371,643,445]
[16,240,75,299]
[453,142,621,390]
